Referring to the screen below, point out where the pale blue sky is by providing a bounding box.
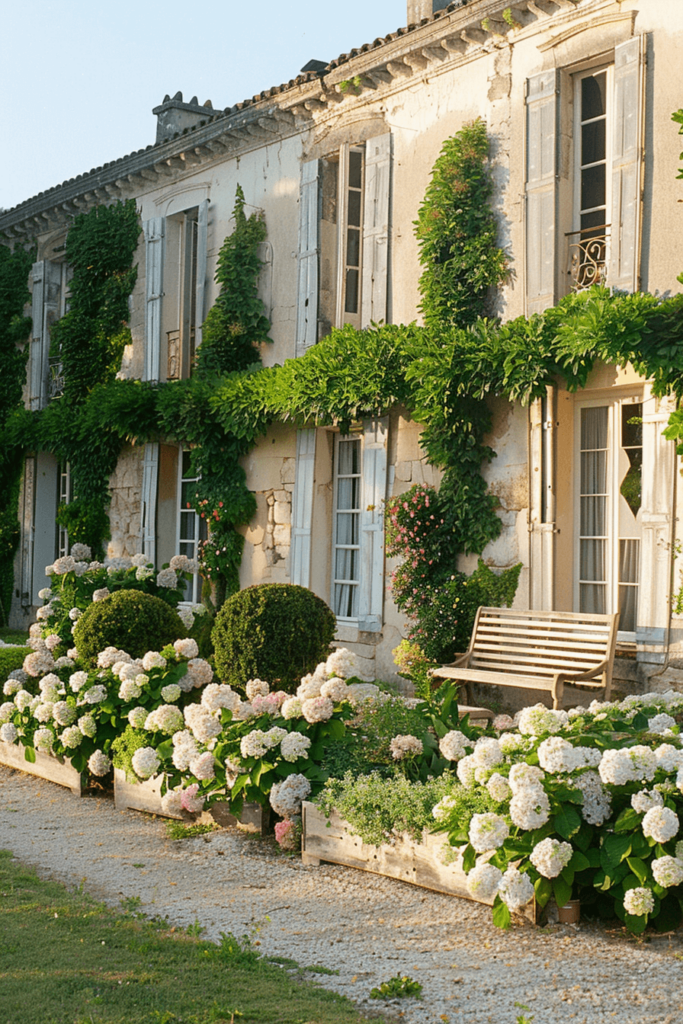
[2,0,405,211]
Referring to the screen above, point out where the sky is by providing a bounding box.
[2,0,406,212]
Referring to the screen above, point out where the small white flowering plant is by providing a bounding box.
[432,693,683,933]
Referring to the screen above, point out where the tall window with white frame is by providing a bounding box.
[576,397,642,635]
[167,209,199,381]
[177,448,207,604]
[332,433,362,620]
[55,462,71,559]
[569,66,613,290]
[335,145,365,330]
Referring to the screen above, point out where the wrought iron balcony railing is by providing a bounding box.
[567,225,610,292]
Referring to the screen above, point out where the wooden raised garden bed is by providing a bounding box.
[301,801,539,924]
[0,740,83,796]
[113,768,268,834]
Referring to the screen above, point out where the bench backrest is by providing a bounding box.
[468,607,619,680]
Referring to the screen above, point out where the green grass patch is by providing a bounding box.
[164,820,220,841]
[0,645,30,684]
[0,627,29,645]
[0,849,380,1024]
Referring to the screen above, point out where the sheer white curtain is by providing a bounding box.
[333,438,361,618]
[579,407,608,614]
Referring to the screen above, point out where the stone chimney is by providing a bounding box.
[406,0,451,23]
[153,92,215,144]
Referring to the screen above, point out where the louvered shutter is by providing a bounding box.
[290,429,317,588]
[194,199,209,349]
[358,417,388,632]
[608,36,643,292]
[140,442,159,565]
[361,133,391,328]
[296,159,320,357]
[143,217,165,381]
[525,71,558,315]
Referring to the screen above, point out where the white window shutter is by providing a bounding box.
[290,429,317,588]
[608,36,643,292]
[358,417,388,632]
[361,133,391,328]
[194,200,209,349]
[140,442,159,565]
[29,260,61,410]
[525,71,558,315]
[143,217,165,381]
[296,159,320,357]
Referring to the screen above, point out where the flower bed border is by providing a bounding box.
[113,768,268,834]
[0,740,83,796]
[301,801,539,924]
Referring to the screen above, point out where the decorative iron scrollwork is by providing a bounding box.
[567,226,610,292]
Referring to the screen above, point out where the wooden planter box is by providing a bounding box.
[0,740,83,796]
[302,801,538,924]
[113,768,268,834]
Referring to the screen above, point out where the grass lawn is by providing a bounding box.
[0,628,29,645]
[0,850,384,1024]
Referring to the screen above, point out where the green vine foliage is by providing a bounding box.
[0,244,33,621]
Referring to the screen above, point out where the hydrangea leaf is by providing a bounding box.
[552,876,572,909]
[623,911,648,934]
[626,857,649,885]
[614,807,641,833]
[23,746,36,764]
[569,850,590,873]
[534,876,553,908]
[553,805,581,840]
[491,896,511,930]
[651,894,683,932]
[601,834,632,871]
[462,843,477,873]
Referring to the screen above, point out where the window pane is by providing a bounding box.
[619,586,638,633]
[335,546,358,582]
[345,268,359,313]
[622,404,643,448]
[349,150,363,189]
[347,190,362,228]
[334,582,358,618]
[581,407,608,450]
[347,227,361,268]
[336,512,359,544]
[181,480,196,507]
[580,582,606,614]
[180,510,196,541]
[582,72,606,120]
[337,438,360,475]
[580,209,607,235]
[580,539,605,582]
[581,450,607,495]
[182,449,194,478]
[581,496,605,537]
[582,119,606,166]
[581,163,606,212]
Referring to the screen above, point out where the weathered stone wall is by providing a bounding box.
[107,445,144,559]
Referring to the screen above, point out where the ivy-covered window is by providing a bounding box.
[55,462,71,560]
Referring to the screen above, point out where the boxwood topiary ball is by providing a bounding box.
[212,583,336,693]
[73,590,187,664]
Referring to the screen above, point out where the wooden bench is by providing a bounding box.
[431,607,619,710]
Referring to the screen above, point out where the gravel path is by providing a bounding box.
[2,764,683,1024]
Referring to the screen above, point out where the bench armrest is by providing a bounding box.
[428,652,470,678]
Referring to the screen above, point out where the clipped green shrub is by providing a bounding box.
[0,646,30,683]
[73,590,186,664]
[212,584,336,692]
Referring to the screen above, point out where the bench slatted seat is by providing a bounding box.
[431,607,619,710]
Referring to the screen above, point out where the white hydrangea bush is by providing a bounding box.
[433,692,683,932]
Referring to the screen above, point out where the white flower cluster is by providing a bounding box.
[599,746,657,786]
[537,737,601,774]
[517,704,569,737]
[240,729,270,759]
[468,813,509,853]
[432,795,457,821]
[573,770,612,826]
[201,683,240,714]
[466,862,503,901]
[642,806,679,843]
[156,568,178,589]
[498,866,535,911]
[631,789,664,815]
[184,704,221,744]
[623,887,655,916]
[389,735,424,760]
[246,678,270,701]
[439,730,471,762]
[144,705,185,735]
[131,746,160,779]
[302,696,334,724]
[88,750,111,776]
[269,773,311,818]
[529,838,573,879]
[171,730,199,771]
[280,732,312,762]
[486,773,512,803]
[174,638,199,660]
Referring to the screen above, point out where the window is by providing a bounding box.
[55,462,71,560]
[332,433,362,619]
[335,145,365,329]
[569,67,613,290]
[525,37,643,313]
[177,448,207,604]
[575,396,642,635]
[166,208,200,381]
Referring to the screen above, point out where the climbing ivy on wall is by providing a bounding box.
[0,244,33,622]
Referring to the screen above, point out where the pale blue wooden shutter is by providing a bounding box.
[361,133,391,328]
[290,428,317,587]
[358,417,388,632]
[525,70,558,315]
[608,36,643,292]
[296,159,320,357]
[143,216,165,381]
[194,199,209,349]
[140,443,159,565]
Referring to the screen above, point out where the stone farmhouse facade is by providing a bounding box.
[2,0,683,692]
